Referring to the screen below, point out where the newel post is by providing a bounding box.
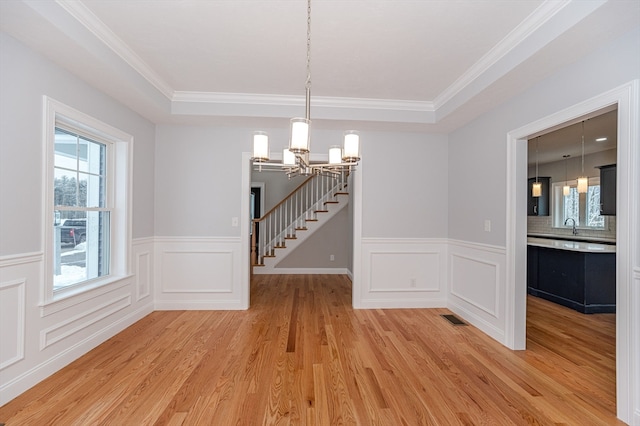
[251,220,257,265]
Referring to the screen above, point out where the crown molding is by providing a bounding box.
[172,91,434,112]
[46,0,606,125]
[433,0,607,118]
[56,0,174,100]
[434,1,572,110]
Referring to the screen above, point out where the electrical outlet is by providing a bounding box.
[410,278,417,288]
[484,219,491,232]
[232,217,239,227]
[329,254,335,261]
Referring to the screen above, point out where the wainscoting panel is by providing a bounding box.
[154,237,244,309]
[0,240,154,406]
[161,251,233,293]
[136,251,151,301]
[447,240,507,344]
[0,278,26,370]
[359,238,448,308]
[40,294,132,350]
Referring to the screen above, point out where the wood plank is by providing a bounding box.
[0,275,622,425]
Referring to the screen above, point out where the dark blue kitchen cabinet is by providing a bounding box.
[527,245,615,313]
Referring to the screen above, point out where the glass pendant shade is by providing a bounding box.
[253,132,269,162]
[283,148,296,166]
[290,118,310,154]
[329,145,342,165]
[532,181,542,197]
[563,185,571,196]
[577,176,588,193]
[343,131,360,161]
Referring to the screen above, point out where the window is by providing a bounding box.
[54,128,110,289]
[44,97,132,303]
[553,178,605,229]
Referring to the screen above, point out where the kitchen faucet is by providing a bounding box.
[564,218,578,236]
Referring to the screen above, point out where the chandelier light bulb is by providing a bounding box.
[343,131,360,161]
[253,132,269,162]
[283,148,296,166]
[329,145,342,165]
[290,118,310,154]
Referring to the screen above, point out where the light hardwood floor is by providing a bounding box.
[0,274,621,425]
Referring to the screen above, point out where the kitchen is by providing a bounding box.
[526,107,617,314]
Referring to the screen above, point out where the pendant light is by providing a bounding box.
[562,154,571,196]
[532,137,542,197]
[577,121,588,193]
[251,0,360,177]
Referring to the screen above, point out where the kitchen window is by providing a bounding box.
[43,97,132,303]
[552,178,605,229]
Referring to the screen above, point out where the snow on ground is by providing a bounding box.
[53,243,87,288]
[54,265,87,288]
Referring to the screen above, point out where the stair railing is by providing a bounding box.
[252,172,348,266]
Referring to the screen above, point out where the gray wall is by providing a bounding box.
[251,170,305,214]
[0,33,156,256]
[528,148,617,183]
[154,125,251,237]
[448,26,640,246]
[277,208,350,269]
[361,132,449,238]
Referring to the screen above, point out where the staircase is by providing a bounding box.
[252,172,349,274]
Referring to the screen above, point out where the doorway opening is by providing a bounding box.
[524,107,618,416]
[506,80,639,422]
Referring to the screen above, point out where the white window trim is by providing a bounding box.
[41,96,132,307]
[551,177,605,229]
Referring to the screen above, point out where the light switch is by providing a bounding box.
[484,219,491,232]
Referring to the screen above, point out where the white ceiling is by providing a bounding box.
[527,107,618,166]
[1,0,638,134]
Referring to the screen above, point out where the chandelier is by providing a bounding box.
[251,0,360,177]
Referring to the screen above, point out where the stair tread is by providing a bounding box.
[315,210,329,213]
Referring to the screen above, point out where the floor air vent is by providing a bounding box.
[441,314,467,325]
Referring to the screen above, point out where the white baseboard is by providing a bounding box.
[154,300,246,310]
[253,267,350,275]
[357,298,447,309]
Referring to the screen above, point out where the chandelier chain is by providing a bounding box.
[581,121,585,174]
[306,0,311,91]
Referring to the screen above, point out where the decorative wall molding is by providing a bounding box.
[40,294,132,350]
[0,303,151,406]
[0,252,43,268]
[447,239,506,344]
[39,279,130,318]
[449,253,500,317]
[358,238,448,308]
[160,250,234,293]
[0,279,26,370]
[154,237,244,310]
[135,251,151,301]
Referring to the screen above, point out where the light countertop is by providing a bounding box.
[527,237,616,253]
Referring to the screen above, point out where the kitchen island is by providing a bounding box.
[527,237,616,314]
